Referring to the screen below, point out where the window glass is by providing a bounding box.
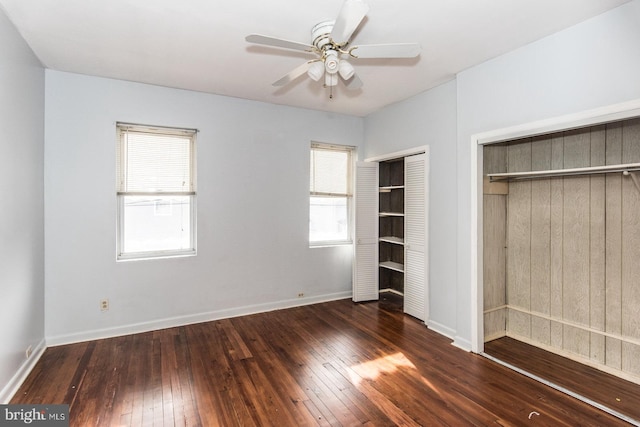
[117,123,196,260]
[309,143,353,245]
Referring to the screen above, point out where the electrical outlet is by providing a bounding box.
[25,345,32,359]
[100,299,109,311]
[297,293,304,298]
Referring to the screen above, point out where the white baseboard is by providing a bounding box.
[426,319,456,340]
[452,336,472,352]
[0,338,46,404]
[47,291,352,347]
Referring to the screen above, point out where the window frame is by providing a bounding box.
[116,122,197,261]
[309,142,355,247]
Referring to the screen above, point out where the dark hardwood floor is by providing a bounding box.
[484,336,640,425]
[12,294,632,426]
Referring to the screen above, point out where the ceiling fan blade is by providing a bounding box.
[246,34,315,53]
[349,43,421,59]
[343,73,363,90]
[330,0,369,44]
[272,61,316,86]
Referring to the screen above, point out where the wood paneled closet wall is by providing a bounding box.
[483,118,640,383]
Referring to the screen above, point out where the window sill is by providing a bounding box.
[309,241,353,249]
[117,249,196,262]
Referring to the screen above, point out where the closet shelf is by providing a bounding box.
[379,261,404,273]
[379,236,404,245]
[379,212,404,217]
[488,162,640,182]
[379,185,404,192]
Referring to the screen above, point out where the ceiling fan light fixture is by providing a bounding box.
[324,51,339,74]
[338,60,355,80]
[307,61,325,81]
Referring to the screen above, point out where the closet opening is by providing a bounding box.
[353,146,429,323]
[378,158,406,299]
[480,116,640,424]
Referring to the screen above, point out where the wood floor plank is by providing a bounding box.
[11,296,633,426]
[242,308,365,426]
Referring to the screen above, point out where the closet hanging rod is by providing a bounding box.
[487,162,640,182]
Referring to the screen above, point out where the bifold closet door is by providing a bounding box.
[353,161,379,302]
[404,154,428,321]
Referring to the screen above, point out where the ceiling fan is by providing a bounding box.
[245,0,420,97]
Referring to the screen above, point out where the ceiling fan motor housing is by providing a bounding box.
[311,20,336,50]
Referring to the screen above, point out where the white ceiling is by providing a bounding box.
[0,0,630,117]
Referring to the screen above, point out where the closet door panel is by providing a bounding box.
[354,244,378,302]
[353,162,379,302]
[404,154,427,321]
[405,250,426,321]
[404,154,426,252]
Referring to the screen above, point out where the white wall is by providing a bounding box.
[0,9,45,402]
[364,80,458,338]
[456,0,640,348]
[44,71,363,343]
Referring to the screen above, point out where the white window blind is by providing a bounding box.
[310,144,352,197]
[117,125,195,194]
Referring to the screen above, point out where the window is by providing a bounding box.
[309,143,354,245]
[116,123,197,260]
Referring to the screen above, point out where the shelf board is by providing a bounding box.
[379,212,404,217]
[379,185,404,192]
[379,236,404,245]
[379,261,404,273]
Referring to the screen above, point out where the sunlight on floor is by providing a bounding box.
[349,352,443,398]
